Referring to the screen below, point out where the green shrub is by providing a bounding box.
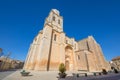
[58,63,67,78]
[59,63,66,73]
[22,70,25,72]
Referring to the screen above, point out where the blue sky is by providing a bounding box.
[0,0,120,61]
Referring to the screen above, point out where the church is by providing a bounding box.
[24,9,110,72]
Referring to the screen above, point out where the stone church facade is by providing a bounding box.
[24,9,110,72]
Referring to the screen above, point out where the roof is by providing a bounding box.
[112,56,120,61]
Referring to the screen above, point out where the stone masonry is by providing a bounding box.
[24,9,110,72]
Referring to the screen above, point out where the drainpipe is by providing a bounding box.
[84,51,89,72]
[47,29,53,71]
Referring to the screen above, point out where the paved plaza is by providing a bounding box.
[0,70,120,80]
[1,70,59,80]
[0,70,16,80]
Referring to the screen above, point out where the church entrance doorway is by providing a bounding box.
[65,46,74,71]
[65,61,69,70]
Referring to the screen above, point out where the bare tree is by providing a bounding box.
[0,48,2,53]
[0,48,3,57]
[0,52,12,71]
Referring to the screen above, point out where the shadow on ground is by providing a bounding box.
[0,69,18,80]
[59,73,120,80]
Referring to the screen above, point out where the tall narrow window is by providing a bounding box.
[53,16,55,21]
[78,55,80,60]
[58,19,60,24]
[86,41,90,51]
[66,40,68,44]
[54,34,57,41]
[35,37,37,42]
[74,44,76,49]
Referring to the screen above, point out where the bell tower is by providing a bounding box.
[44,9,63,32]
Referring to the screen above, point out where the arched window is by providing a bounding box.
[54,34,57,41]
[53,16,55,21]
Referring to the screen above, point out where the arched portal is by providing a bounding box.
[65,46,74,71]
